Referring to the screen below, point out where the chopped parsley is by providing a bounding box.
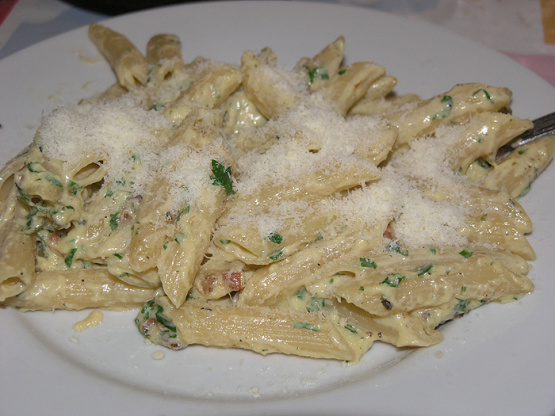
[459,248,473,258]
[472,88,494,103]
[293,322,320,332]
[386,242,409,256]
[432,95,453,119]
[344,323,358,334]
[210,159,235,196]
[416,263,434,276]
[269,250,283,261]
[109,211,121,231]
[380,273,405,287]
[46,175,63,188]
[138,300,177,332]
[454,297,470,314]
[303,65,329,84]
[68,180,82,196]
[266,232,283,245]
[306,297,325,313]
[64,248,77,268]
[360,257,377,268]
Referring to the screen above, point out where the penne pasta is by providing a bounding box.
[88,23,148,90]
[1,30,550,364]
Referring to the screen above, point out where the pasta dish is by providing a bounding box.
[0,24,553,362]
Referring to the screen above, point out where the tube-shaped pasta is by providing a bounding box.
[156,184,227,308]
[349,74,399,116]
[130,109,233,307]
[306,247,533,317]
[166,63,242,123]
[0,149,27,222]
[88,23,148,90]
[193,245,247,299]
[446,112,533,173]
[384,83,513,148]
[213,200,337,265]
[320,62,386,116]
[138,296,362,361]
[241,49,301,119]
[146,33,184,66]
[0,203,35,301]
[472,135,555,198]
[296,36,345,92]
[230,156,380,210]
[238,224,387,307]
[3,269,158,311]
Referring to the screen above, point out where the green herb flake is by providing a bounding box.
[140,300,178,332]
[454,297,470,314]
[176,205,190,221]
[344,323,358,334]
[17,188,31,204]
[109,211,121,231]
[360,257,377,268]
[210,159,235,196]
[174,232,186,243]
[306,298,325,313]
[295,288,307,299]
[150,103,165,111]
[64,248,77,268]
[472,88,494,103]
[416,263,434,276]
[386,242,409,257]
[68,181,82,196]
[380,273,405,288]
[220,239,231,245]
[114,253,123,259]
[432,95,453,119]
[293,322,320,332]
[46,175,63,188]
[459,248,473,258]
[26,162,40,173]
[476,159,490,169]
[303,65,329,84]
[269,250,283,261]
[156,311,177,332]
[266,232,283,245]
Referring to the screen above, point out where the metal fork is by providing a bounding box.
[496,111,555,162]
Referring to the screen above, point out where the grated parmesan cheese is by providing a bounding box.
[37,95,172,192]
[230,92,471,248]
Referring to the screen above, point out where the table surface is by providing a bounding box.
[1,0,554,85]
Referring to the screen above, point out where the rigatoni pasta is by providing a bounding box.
[1,24,553,362]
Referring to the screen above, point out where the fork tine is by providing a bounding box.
[496,111,555,161]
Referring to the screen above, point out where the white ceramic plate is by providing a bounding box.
[1,2,554,415]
